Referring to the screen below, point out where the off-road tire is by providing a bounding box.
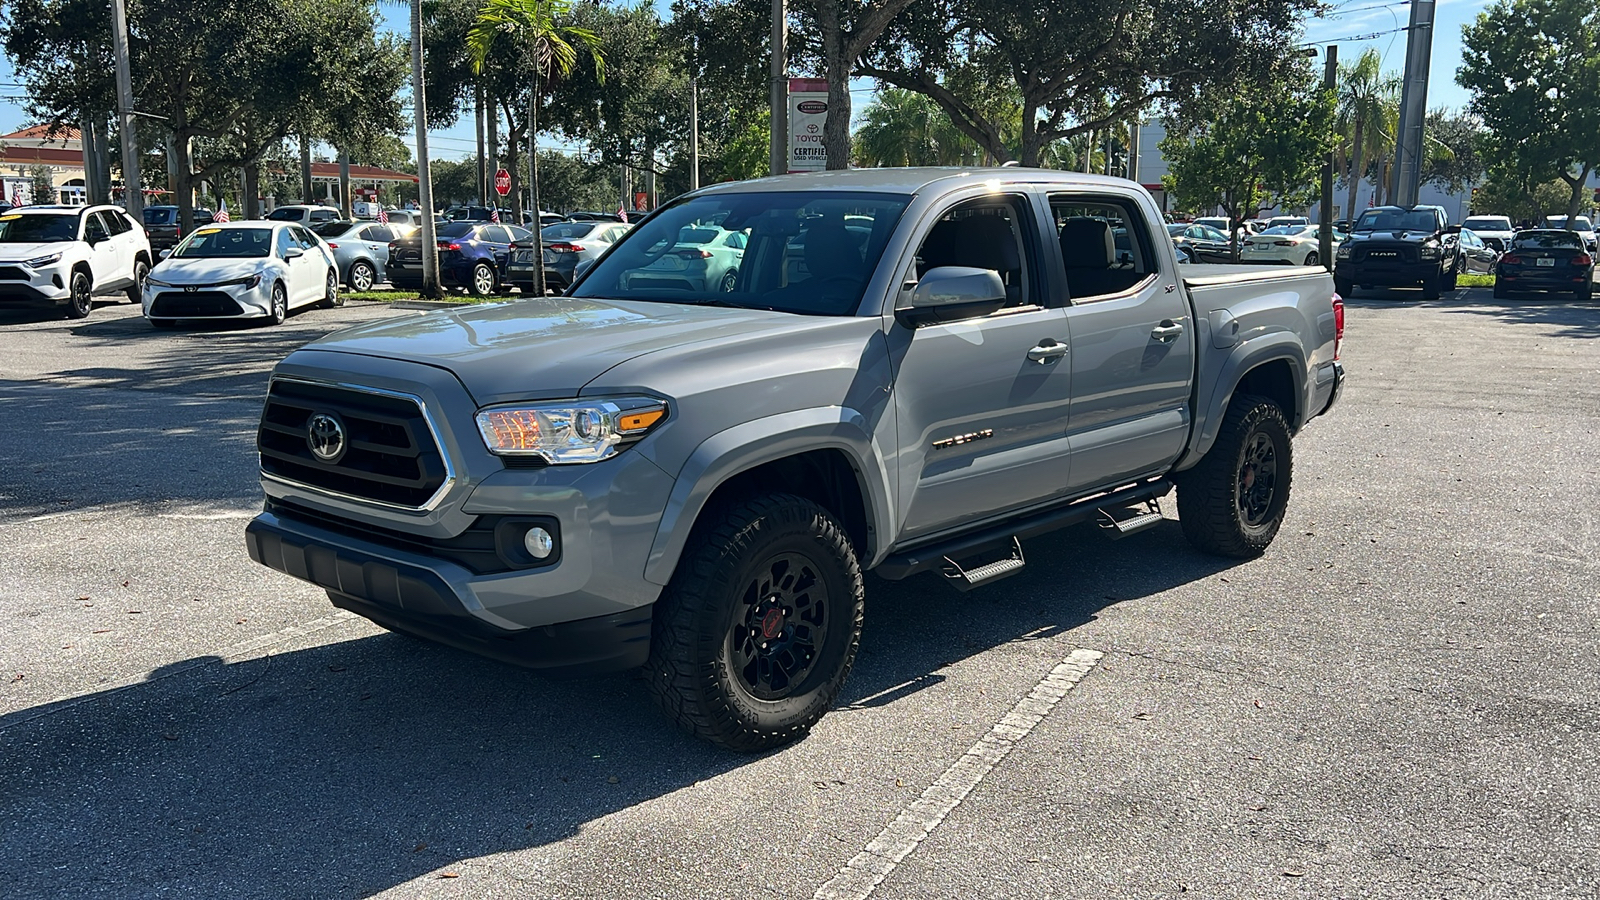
[647,493,864,753]
[1176,394,1293,558]
[64,269,92,319]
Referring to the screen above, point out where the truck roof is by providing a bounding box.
[691,167,1142,197]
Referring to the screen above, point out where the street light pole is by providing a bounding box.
[769,0,787,176]
[109,0,141,216]
[409,0,440,298]
[1390,0,1435,207]
[1320,44,1337,272]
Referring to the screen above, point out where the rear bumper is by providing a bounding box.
[245,509,652,672]
[1496,269,1593,291]
[1317,361,1345,418]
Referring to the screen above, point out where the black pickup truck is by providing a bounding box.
[1333,204,1461,299]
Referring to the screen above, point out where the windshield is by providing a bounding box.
[569,190,911,316]
[170,227,272,258]
[542,222,597,240]
[1463,218,1511,231]
[0,213,77,242]
[1513,231,1584,250]
[1166,224,1187,235]
[437,222,476,239]
[1544,216,1594,231]
[266,208,305,221]
[1353,209,1437,232]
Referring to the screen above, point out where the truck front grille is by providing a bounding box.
[258,378,451,509]
[1354,245,1418,264]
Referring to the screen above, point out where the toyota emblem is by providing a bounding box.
[306,412,347,463]
[183,285,198,292]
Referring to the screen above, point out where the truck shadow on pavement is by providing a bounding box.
[0,520,1238,898]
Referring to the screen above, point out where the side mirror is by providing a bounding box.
[284,247,304,260]
[895,266,1007,328]
[158,248,171,259]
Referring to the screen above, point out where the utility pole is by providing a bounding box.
[689,27,701,191]
[476,86,488,203]
[1127,121,1140,184]
[338,151,352,218]
[769,0,787,176]
[109,0,141,216]
[1320,44,1338,271]
[409,0,440,297]
[1390,0,1435,208]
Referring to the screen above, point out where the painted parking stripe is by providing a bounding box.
[813,648,1104,900]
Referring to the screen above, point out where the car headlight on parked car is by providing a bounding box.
[476,397,668,464]
[1419,242,1441,260]
[145,275,170,288]
[217,274,263,290]
[24,252,61,268]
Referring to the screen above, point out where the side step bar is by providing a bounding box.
[876,479,1173,582]
[1096,499,1165,540]
[941,537,1026,592]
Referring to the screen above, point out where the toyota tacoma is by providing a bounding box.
[246,169,1345,751]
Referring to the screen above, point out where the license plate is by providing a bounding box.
[514,249,533,262]
[652,257,687,271]
[1536,257,1556,267]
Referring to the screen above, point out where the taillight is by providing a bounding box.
[548,242,584,253]
[1572,255,1592,266]
[326,242,339,249]
[439,242,461,251]
[1501,254,1522,265]
[1332,295,1345,361]
[1273,240,1295,247]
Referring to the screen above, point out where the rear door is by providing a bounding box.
[82,212,121,288]
[890,190,1077,540]
[1048,191,1195,494]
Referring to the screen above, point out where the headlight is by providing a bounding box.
[1419,242,1440,260]
[217,274,263,290]
[145,276,170,288]
[24,252,61,268]
[1336,244,1352,259]
[476,397,668,464]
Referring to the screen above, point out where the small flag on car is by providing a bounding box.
[214,198,230,223]
[376,207,389,224]
[10,186,23,208]
[490,207,500,223]
[617,204,628,224]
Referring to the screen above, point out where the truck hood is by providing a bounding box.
[1346,230,1437,243]
[305,296,824,405]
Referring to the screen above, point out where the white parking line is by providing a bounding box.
[0,610,360,732]
[813,648,1104,900]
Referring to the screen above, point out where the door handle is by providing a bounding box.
[1151,321,1185,342]
[1026,340,1068,363]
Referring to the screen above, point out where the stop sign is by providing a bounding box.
[494,169,511,196]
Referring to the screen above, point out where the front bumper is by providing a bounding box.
[144,281,272,319]
[1334,259,1439,286]
[0,264,71,307]
[246,508,653,672]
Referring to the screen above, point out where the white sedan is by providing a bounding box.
[1241,224,1341,267]
[143,221,340,327]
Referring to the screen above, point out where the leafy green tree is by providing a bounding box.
[854,88,984,166]
[860,0,1312,167]
[790,0,925,170]
[1161,67,1334,260]
[1459,0,1600,227]
[1473,170,1572,223]
[1420,109,1485,193]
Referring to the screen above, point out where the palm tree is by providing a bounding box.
[1335,49,1399,217]
[468,0,602,295]
[855,89,982,167]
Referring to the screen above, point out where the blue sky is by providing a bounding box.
[0,1,1489,160]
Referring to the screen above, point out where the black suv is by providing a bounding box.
[1333,204,1461,299]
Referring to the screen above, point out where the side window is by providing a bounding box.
[275,227,295,258]
[1048,194,1158,303]
[358,225,387,242]
[84,213,109,243]
[506,226,533,243]
[911,196,1036,309]
[725,232,747,250]
[103,211,131,235]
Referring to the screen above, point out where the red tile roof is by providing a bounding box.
[0,124,81,142]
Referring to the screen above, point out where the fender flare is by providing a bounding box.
[1185,336,1306,466]
[642,407,895,585]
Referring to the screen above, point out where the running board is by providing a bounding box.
[875,479,1174,582]
[1096,499,1165,540]
[940,537,1025,593]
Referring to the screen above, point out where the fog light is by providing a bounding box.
[524,526,555,559]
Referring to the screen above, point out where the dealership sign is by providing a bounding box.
[788,78,829,173]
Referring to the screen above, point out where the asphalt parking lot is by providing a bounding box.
[1,289,1597,898]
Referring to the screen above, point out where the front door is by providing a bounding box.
[1049,192,1195,494]
[891,192,1076,541]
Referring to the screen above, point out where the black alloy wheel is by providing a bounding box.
[64,270,93,319]
[727,552,830,701]
[1235,430,1279,531]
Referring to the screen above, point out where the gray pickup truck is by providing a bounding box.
[246,168,1344,751]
